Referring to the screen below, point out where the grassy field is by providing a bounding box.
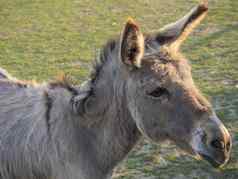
[0,0,237,178]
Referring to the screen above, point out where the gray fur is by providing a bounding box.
[0,70,139,179]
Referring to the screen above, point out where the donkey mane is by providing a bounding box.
[0,67,79,95]
[90,39,118,87]
[89,35,163,88]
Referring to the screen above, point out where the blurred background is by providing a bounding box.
[0,0,237,178]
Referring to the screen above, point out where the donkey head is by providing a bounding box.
[120,2,231,167]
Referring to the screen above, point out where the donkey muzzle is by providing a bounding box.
[191,115,232,168]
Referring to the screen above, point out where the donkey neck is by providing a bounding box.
[83,56,141,174]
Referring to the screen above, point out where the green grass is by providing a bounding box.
[0,0,238,178]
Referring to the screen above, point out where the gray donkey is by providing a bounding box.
[0,1,232,179]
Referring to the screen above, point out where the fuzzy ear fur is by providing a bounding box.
[120,18,144,68]
[153,0,208,51]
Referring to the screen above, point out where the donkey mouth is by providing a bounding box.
[198,152,224,168]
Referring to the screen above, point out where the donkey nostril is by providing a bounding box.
[211,139,225,150]
[226,141,231,151]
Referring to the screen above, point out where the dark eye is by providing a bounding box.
[147,87,169,99]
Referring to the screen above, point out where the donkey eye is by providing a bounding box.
[147,87,169,99]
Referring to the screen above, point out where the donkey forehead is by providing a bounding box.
[141,51,192,81]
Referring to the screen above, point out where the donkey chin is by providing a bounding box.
[190,115,231,168]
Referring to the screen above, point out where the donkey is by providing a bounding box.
[0,1,232,179]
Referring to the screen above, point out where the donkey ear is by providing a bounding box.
[120,18,144,68]
[154,0,208,51]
